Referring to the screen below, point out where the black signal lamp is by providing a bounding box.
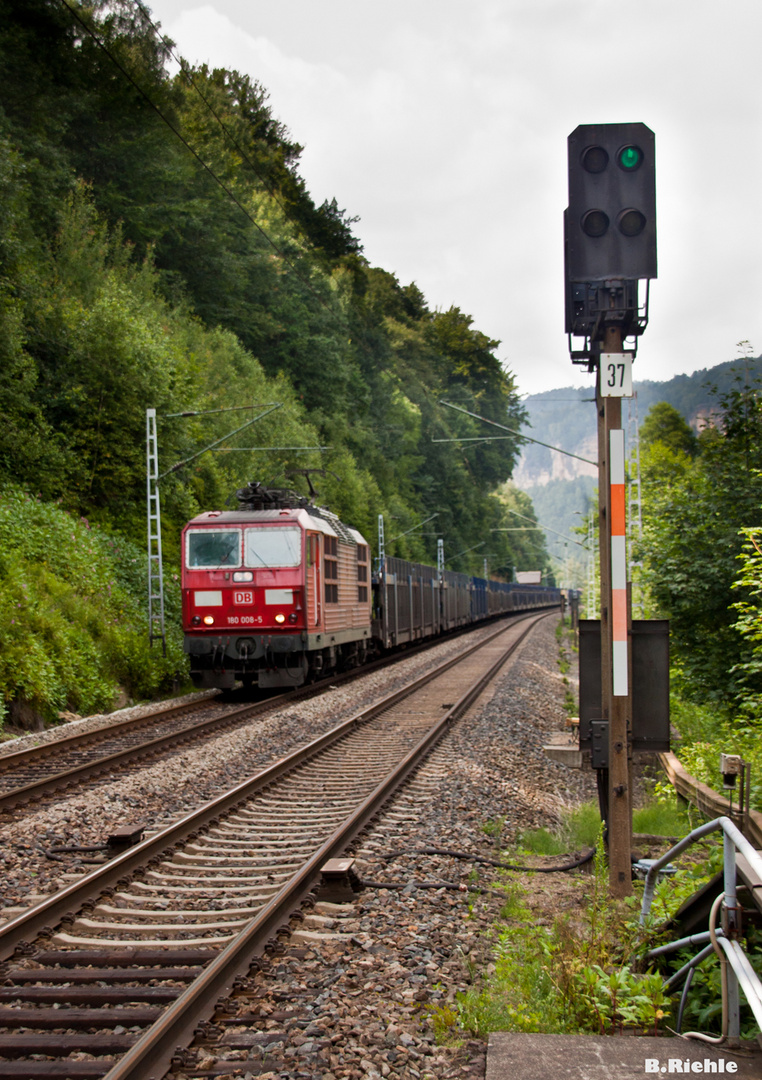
[566,122,656,281]
[618,209,646,237]
[582,145,608,174]
[582,210,609,238]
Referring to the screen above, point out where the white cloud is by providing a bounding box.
[151,0,762,394]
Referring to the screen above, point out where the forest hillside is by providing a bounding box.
[0,0,550,725]
[516,355,762,562]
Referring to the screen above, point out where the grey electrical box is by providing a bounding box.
[590,720,609,768]
[578,620,669,753]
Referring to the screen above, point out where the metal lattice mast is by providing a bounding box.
[626,394,644,615]
[587,513,598,618]
[146,409,166,656]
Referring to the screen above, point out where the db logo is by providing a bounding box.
[234,591,254,605]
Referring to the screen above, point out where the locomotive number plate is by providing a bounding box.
[233,590,254,605]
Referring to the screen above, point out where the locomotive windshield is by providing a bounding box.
[186,529,241,569]
[244,526,301,568]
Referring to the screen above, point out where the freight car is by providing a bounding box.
[182,484,560,690]
[373,560,560,649]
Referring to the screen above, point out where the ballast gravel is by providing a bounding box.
[172,614,597,1080]
[1,615,599,1080]
[0,621,516,906]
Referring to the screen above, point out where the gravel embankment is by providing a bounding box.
[1,614,598,1080]
[172,614,598,1080]
[0,622,513,908]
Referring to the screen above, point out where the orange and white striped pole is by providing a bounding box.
[597,332,633,898]
[610,429,628,696]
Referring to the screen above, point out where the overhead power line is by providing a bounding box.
[439,400,598,466]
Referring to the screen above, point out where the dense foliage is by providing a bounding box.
[638,378,762,710]
[0,484,184,725]
[0,0,549,721]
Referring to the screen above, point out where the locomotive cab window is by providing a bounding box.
[357,544,369,602]
[186,529,241,569]
[244,526,302,569]
[324,535,338,603]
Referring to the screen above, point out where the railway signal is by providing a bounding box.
[567,122,656,282]
[563,123,661,899]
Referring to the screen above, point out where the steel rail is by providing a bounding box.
[99,611,546,1080]
[0,690,308,811]
[0,613,547,1079]
[658,750,762,848]
[0,694,214,771]
[0,612,545,963]
[0,611,540,813]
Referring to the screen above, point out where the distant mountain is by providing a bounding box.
[515,355,762,564]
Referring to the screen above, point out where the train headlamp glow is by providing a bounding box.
[274,613,286,624]
[202,615,215,626]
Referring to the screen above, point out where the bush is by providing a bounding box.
[670,693,762,813]
[0,483,187,724]
[450,815,728,1043]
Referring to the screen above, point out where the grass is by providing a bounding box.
[441,806,724,1045]
[632,794,694,837]
[518,781,697,860]
[482,816,505,839]
[517,801,601,856]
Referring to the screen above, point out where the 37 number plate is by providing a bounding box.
[600,353,633,397]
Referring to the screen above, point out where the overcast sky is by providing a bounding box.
[145,0,762,397]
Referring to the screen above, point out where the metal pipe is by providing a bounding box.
[681,892,728,1044]
[647,930,715,960]
[664,942,716,992]
[639,816,762,1044]
[716,937,762,1031]
[677,964,696,1032]
[640,816,762,923]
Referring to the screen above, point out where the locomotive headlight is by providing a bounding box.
[274,613,286,624]
[288,612,298,624]
[191,616,202,626]
[203,615,215,626]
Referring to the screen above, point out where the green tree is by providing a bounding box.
[640,401,697,456]
[639,378,762,705]
[730,524,762,718]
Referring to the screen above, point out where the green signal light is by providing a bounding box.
[618,145,643,171]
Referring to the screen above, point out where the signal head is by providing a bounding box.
[566,122,656,282]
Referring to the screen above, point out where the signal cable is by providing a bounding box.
[379,844,595,874]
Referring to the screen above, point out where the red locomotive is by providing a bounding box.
[182,482,561,690]
[182,483,372,689]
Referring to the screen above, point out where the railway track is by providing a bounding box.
[0,619,519,813]
[0,610,549,1080]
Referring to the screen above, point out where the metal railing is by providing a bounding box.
[640,816,762,1041]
